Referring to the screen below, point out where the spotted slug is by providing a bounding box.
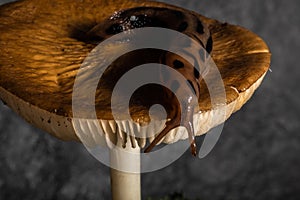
[86,7,213,156]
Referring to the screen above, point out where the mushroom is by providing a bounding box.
[0,0,271,199]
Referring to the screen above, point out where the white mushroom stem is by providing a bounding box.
[109,136,141,200]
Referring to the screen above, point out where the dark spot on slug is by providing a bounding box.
[178,21,188,32]
[47,119,51,123]
[194,67,200,79]
[106,24,124,35]
[197,20,204,34]
[187,80,197,94]
[206,36,213,54]
[173,60,184,69]
[170,10,184,19]
[40,117,44,122]
[196,82,200,93]
[194,62,201,76]
[171,80,180,92]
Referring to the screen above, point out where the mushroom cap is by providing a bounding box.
[0,0,271,145]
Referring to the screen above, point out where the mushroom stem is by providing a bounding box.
[109,138,141,200]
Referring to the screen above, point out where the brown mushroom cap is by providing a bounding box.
[0,0,271,145]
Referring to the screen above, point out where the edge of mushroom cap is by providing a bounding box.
[0,71,267,147]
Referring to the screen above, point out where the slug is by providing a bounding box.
[86,6,213,156]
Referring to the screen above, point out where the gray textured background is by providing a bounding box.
[0,0,299,199]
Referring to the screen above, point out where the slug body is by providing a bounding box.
[86,6,213,155]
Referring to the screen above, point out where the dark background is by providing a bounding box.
[0,0,299,199]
